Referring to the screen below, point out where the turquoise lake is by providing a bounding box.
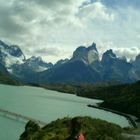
[0,84,131,140]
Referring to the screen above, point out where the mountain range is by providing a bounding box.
[0,40,140,84]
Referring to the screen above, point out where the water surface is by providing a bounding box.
[0,84,131,140]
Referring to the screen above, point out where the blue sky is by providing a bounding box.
[0,0,140,62]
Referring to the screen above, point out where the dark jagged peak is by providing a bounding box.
[101,49,117,65]
[0,40,11,54]
[55,58,69,67]
[72,42,99,64]
[0,40,25,58]
[102,49,116,60]
[73,42,97,53]
[87,42,98,52]
[133,54,140,68]
[9,45,25,58]
[72,46,88,64]
[105,49,116,57]
[135,54,140,61]
[73,46,87,53]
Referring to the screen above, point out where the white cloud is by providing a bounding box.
[114,47,140,61]
[78,1,115,21]
[96,41,140,61]
[0,0,140,63]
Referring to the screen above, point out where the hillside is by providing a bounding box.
[20,116,129,140]
[42,81,140,119]
[76,81,140,119]
[0,71,20,85]
[0,63,20,85]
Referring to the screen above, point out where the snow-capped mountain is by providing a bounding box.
[22,56,53,72]
[0,40,53,73]
[10,56,53,82]
[0,40,25,68]
[1,40,140,84]
[0,40,54,82]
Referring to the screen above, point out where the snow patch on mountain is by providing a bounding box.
[0,40,25,68]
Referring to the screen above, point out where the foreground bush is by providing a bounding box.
[20,116,130,140]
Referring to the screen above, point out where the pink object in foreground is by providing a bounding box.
[76,132,85,140]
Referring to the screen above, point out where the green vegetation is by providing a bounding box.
[41,81,120,95]
[0,70,20,85]
[78,81,140,120]
[42,81,140,119]
[20,116,130,140]
[0,62,22,85]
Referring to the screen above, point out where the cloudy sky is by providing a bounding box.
[0,0,140,63]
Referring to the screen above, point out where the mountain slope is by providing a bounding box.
[38,60,101,83]
[0,63,19,85]
[42,80,140,119]
[130,54,140,81]
[0,40,53,83]
[72,81,140,119]
[38,46,136,84]
[101,49,133,82]
[11,56,53,82]
[99,81,140,119]
[19,56,53,72]
[1,40,140,84]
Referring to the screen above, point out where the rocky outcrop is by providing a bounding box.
[71,42,99,64]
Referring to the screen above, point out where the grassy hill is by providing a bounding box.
[20,116,130,140]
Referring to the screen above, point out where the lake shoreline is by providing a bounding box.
[1,84,137,127]
[39,85,139,128]
[26,84,140,129]
[87,104,138,128]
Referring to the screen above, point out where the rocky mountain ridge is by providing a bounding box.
[0,40,140,83]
